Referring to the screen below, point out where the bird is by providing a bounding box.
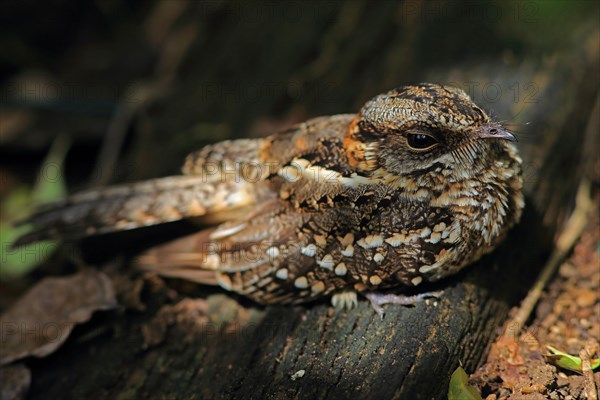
[15,83,524,314]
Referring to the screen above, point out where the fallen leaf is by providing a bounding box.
[545,345,600,374]
[0,270,117,365]
[448,367,483,400]
[142,298,209,349]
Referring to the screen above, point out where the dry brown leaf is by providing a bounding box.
[141,298,209,349]
[0,270,117,365]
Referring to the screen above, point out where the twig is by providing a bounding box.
[579,348,598,400]
[91,6,198,187]
[505,178,593,336]
[91,87,158,187]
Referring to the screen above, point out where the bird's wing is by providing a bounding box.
[137,194,358,305]
[181,114,356,180]
[14,115,355,247]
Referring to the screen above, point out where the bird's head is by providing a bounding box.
[344,83,519,189]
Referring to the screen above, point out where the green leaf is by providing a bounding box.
[0,223,58,278]
[448,367,483,400]
[546,345,600,373]
[0,135,70,278]
[32,134,70,205]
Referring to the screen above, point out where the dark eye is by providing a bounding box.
[406,132,438,151]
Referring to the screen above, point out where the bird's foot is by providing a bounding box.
[364,290,443,319]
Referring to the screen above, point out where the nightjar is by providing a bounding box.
[16,83,524,312]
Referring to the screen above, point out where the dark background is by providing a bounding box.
[1,0,597,189]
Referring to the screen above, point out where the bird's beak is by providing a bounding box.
[477,123,517,142]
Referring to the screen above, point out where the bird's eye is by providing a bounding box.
[406,132,438,151]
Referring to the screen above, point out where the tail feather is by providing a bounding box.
[14,176,271,247]
[136,229,220,286]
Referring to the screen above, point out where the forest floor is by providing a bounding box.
[470,189,600,399]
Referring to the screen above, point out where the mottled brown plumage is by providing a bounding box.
[17,84,524,310]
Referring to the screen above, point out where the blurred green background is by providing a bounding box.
[0,0,598,279]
